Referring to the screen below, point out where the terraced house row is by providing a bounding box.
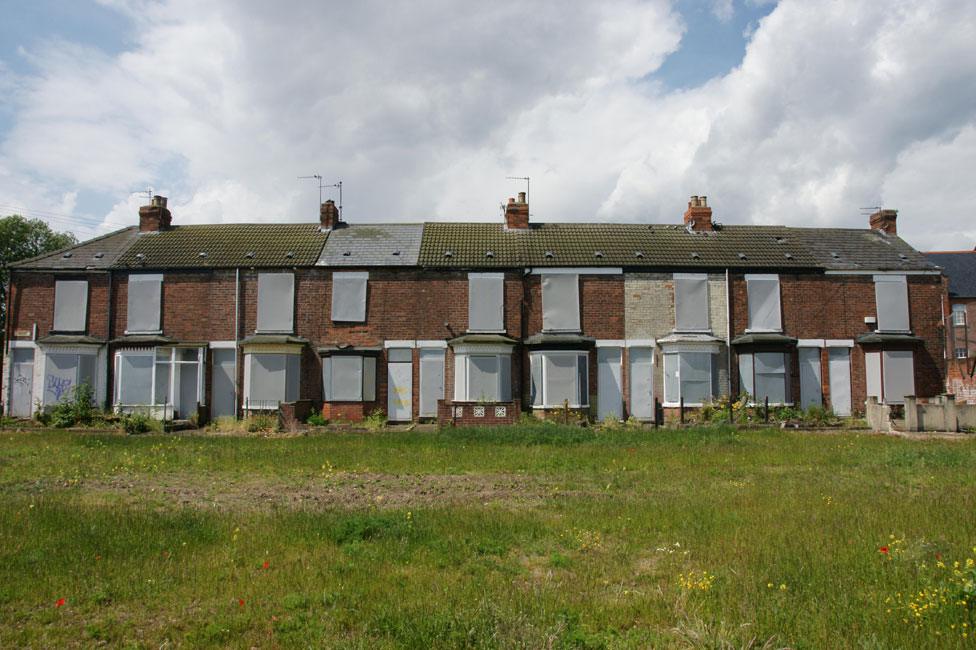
[2,193,948,425]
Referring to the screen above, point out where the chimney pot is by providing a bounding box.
[139,195,172,232]
[504,193,529,230]
[683,194,714,232]
[869,208,898,235]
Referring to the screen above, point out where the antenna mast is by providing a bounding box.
[506,176,530,206]
[324,180,343,222]
[298,174,324,205]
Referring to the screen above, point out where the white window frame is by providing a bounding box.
[662,349,715,407]
[113,347,204,411]
[243,351,300,410]
[952,304,967,327]
[454,352,511,402]
[955,347,968,359]
[529,350,589,408]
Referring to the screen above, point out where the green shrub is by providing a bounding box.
[245,414,278,433]
[363,409,386,432]
[46,382,97,428]
[307,412,327,426]
[121,412,159,435]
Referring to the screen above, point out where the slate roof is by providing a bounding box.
[317,224,422,266]
[11,227,140,271]
[790,227,937,272]
[114,224,328,269]
[924,251,976,297]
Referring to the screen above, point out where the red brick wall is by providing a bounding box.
[729,272,946,407]
[8,271,111,340]
[947,298,976,358]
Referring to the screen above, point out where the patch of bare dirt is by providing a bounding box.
[62,471,595,511]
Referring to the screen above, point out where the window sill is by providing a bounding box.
[124,330,163,335]
[466,329,507,334]
[663,402,707,408]
[532,404,589,409]
[743,328,783,334]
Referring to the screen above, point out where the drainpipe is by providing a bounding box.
[726,268,732,399]
[234,267,241,418]
[105,270,114,411]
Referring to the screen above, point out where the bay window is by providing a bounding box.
[114,347,204,418]
[43,352,96,406]
[663,350,714,406]
[245,352,300,410]
[738,351,790,405]
[529,351,588,408]
[454,352,512,402]
[322,354,377,402]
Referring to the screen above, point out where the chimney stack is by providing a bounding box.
[320,199,340,230]
[504,193,529,230]
[138,195,172,232]
[869,208,897,235]
[683,195,713,232]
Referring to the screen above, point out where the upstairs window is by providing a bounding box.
[746,275,781,332]
[53,280,88,332]
[331,272,368,322]
[952,304,966,327]
[468,273,504,332]
[257,273,295,333]
[674,273,709,331]
[541,274,580,332]
[529,351,588,408]
[874,275,910,332]
[323,355,377,402]
[126,274,162,333]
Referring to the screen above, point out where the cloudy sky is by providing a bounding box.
[1,0,974,250]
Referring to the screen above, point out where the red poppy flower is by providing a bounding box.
[262,560,270,570]
[879,546,889,555]
[55,598,65,608]
[238,599,245,607]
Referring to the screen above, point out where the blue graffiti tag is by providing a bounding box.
[46,375,73,401]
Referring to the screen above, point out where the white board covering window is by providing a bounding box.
[257,273,295,333]
[331,272,368,322]
[44,352,96,406]
[126,274,162,333]
[247,353,299,409]
[541,274,580,332]
[674,274,709,331]
[746,275,782,332]
[663,351,714,406]
[454,353,512,402]
[53,280,88,332]
[115,351,154,405]
[738,351,789,404]
[529,351,588,408]
[468,273,504,332]
[874,275,910,332]
[882,350,915,404]
[865,351,882,400]
[322,355,376,402]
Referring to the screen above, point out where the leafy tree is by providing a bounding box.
[1,214,77,335]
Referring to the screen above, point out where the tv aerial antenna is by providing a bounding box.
[130,186,154,200]
[299,175,342,221]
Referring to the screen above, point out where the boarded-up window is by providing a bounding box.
[247,353,299,408]
[798,347,822,409]
[468,273,504,332]
[865,351,881,399]
[323,355,377,402]
[44,353,96,406]
[663,351,713,405]
[541,274,580,332]
[529,351,588,407]
[746,275,781,331]
[674,274,709,331]
[738,353,754,398]
[469,355,500,401]
[754,352,787,404]
[874,275,910,332]
[257,273,295,332]
[882,350,915,404]
[331,272,368,322]
[116,351,153,405]
[53,280,88,332]
[127,274,162,333]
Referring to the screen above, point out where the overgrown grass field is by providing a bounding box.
[1,425,974,648]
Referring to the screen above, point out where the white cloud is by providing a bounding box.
[1,0,975,251]
[711,0,736,23]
